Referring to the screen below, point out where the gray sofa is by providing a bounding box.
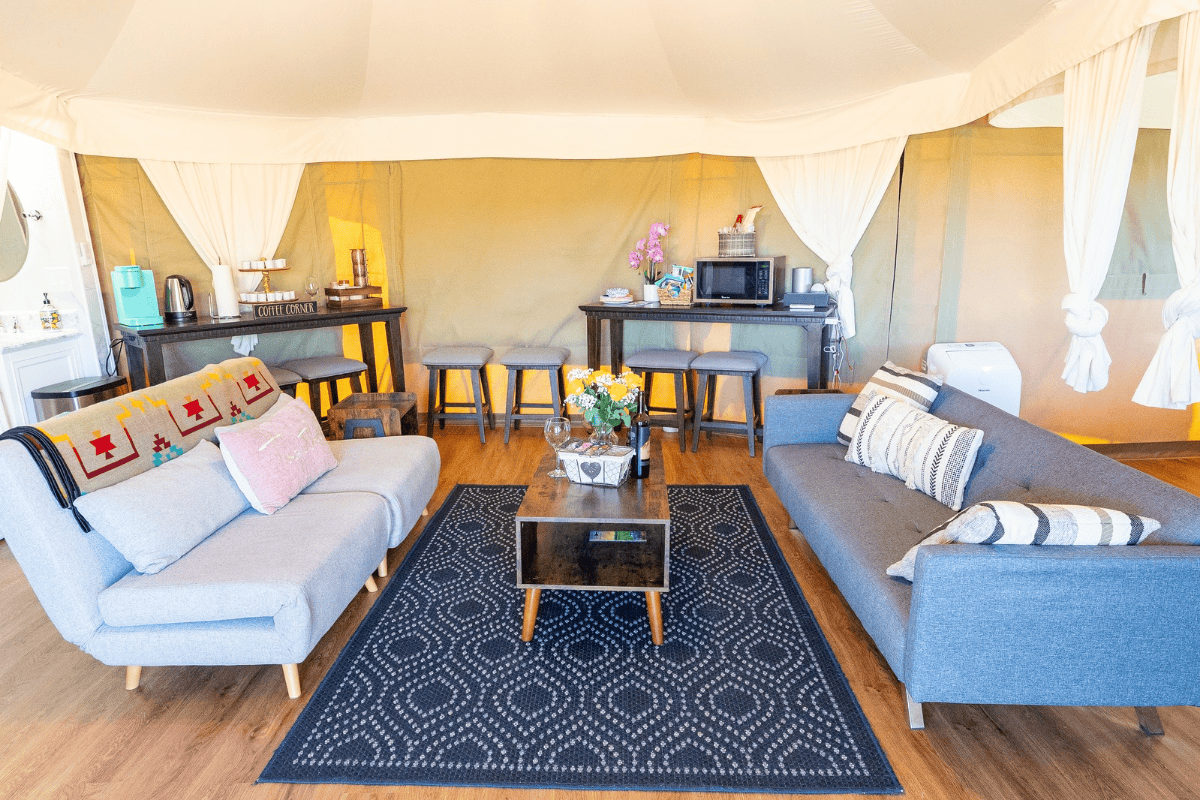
[763,385,1200,731]
[0,357,440,700]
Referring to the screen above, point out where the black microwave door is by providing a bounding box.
[701,263,755,300]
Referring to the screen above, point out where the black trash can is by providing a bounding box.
[30,376,130,421]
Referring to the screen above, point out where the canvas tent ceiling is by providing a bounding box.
[1,0,1198,163]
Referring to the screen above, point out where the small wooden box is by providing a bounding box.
[328,392,418,439]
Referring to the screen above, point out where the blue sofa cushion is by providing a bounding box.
[763,442,953,676]
[74,440,249,574]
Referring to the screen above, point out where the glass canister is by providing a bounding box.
[40,293,62,330]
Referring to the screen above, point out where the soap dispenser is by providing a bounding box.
[40,293,62,330]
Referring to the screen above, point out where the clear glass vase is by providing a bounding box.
[588,420,619,445]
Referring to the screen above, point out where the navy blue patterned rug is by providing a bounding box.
[260,484,901,794]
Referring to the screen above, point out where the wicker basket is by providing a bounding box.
[658,282,693,307]
[718,232,756,257]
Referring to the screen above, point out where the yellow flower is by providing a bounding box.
[565,378,586,397]
[607,382,629,402]
[620,371,643,390]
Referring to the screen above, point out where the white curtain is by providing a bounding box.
[756,137,907,340]
[139,160,304,317]
[0,128,11,429]
[1135,13,1200,409]
[1060,24,1156,393]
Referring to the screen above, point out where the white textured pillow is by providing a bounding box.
[847,394,983,511]
[838,361,942,445]
[74,440,249,574]
[887,501,1160,581]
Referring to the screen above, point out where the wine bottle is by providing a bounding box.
[630,389,651,479]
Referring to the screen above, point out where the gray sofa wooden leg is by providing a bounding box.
[788,518,799,532]
[283,664,301,699]
[1136,706,1164,736]
[125,665,141,691]
[906,689,925,729]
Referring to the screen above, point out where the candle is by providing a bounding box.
[129,248,136,266]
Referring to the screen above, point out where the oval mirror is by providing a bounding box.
[0,182,31,282]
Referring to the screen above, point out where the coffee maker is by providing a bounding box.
[111,265,164,327]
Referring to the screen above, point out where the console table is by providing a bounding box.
[117,304,407,391]
[579,302,838,390]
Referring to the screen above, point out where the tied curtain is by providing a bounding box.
[756,137,906,340]
[1060,24,1156,393]
[139,160,304,319]
[1135,12,1200,409]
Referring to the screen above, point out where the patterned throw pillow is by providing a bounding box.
[837,361,942,445]
[846,394,983,511]
[216,396,338,514]
[887,501,1160,581]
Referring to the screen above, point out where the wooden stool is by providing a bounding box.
[691,350,767,456]
[328,392,418,439]
[279,355,368,418]
[423,346,495,444]
[624,348,699,452]
[265,365,302,398]
[499,346,569,444]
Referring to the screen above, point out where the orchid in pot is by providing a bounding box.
[628,222,670,284]
[565,368,643,444]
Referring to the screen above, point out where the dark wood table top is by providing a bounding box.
[517,439,668,525]
[116,303,408,342]
[578,301,836,324]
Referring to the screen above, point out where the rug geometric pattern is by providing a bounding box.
[260,484,901,794]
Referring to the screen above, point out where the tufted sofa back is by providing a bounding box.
[931,385,1200,545]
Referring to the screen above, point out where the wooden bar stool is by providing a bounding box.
[280,355,368,417]
[624,348,699,452]
[265,365,302,398]
[422,346,495,444]
[690,350,768,456]
[499,346,570,444]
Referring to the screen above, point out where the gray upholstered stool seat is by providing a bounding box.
[498,346,570,444]
[623,348,699,452]
[266,365,302,397]
[422,346,495,443]
[691,350,768,456]
[279,355,369,417]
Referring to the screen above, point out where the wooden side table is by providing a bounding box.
[328,392,418,439]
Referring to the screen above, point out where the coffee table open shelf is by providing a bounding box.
[516,440,669,643]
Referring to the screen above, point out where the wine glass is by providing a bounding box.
[303,276,319,301]
[544,416,571,478]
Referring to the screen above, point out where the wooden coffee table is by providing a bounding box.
[515,439,670,644]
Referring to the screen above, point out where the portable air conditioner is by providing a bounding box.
[923,342,1022,416]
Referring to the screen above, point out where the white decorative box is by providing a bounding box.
[557,441,635,486]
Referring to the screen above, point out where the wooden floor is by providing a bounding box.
[2,425,1199,800]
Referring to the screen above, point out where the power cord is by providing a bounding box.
[105,337,125,378]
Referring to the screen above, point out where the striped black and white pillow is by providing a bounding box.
[846,394,983,511]
[887,501,1160,581]
[837,361,942,446]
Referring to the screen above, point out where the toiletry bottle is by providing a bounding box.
[40,293,61,330]
[629,390,651,479]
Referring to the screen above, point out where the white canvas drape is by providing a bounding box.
[1060,24,1156,393]
[1135,13,1200,409]
[0,128,11,429]
[139,160,304,318]
[757,137,906,340]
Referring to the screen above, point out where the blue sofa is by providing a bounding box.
[0,358,440,700]
[763,386,1200,731]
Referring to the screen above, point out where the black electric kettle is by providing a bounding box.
[163,275,197,323]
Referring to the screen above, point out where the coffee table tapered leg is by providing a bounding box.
[645,591,664,645]
[522,588,541,641]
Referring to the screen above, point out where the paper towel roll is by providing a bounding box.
[210,263,241,318]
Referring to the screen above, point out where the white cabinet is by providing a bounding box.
[1,333,84,426]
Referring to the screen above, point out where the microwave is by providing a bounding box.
[693,256,785,306]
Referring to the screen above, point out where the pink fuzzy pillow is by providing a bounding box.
[215,396,337,514]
